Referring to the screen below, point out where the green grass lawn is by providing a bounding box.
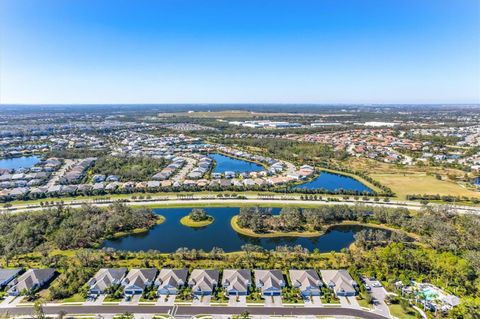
[388,304,420,319]
[372,173,480,200]
[356,295,372,309]
[61,293,85,303]
[103,295,122,302]
[180,215,214,227]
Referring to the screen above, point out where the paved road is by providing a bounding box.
[0,304,389,319]
[6,197,480,216]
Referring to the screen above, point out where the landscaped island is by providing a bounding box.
[231,215,323,237]
[231,206,416,242]
[180,208,214,227]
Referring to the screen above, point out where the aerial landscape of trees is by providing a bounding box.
[0,203,158,259]
[0,203,478,318]
[89,155,167,181]
[235,204,480,252]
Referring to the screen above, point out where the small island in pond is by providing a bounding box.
[180,208,214,228]
[231,206,324,238]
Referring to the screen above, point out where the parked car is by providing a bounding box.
[365,284,371,291]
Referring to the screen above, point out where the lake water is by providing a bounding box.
[293,171,373,193]
[0,156,41,170]
[210,153,264,174]
[102,207,379,252]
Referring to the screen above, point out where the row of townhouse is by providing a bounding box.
[187,156,213,179]
[58,158,96,185]
[152,157,185,181]
[0,158,62,190]
[86,268,358,298]
[0,267,358,299]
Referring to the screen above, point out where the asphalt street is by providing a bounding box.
[0,304,390,319]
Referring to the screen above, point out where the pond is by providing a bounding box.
[209,153,264,174]
[473,177,480,185]
[293,171,373,193]
[0,156,41,170]
[102,207,385,252]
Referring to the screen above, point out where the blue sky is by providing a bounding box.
[0,0,479,104]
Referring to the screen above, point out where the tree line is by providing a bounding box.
[0,203,158,260]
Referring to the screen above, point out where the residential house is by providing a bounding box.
[155,269,188,296]
[188,269,219,296]
[87,268,128,295]
[289,269,322,297]
[254,269,285,296]
[320,270,357,297]
[122,268,158,295]
[222,269,251,296]
[0,268,22,288]
[8,269,55,296]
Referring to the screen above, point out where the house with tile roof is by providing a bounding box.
[289,269,322,297]
[320,269,357,297]
[122,268,158,295]
[188,269,219,296]
[254,269,285,296]
[87,268,128,295]
[7,269,55,296]
[155,269,188,296]
[222,269,251,296]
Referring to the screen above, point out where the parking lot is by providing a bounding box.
[362,277,391,317]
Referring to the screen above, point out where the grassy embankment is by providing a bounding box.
[180,215,214,227]
[388,304,420,319]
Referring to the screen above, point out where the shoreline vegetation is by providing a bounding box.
[230,215,417,240]
[111,215,165,238]
[180,208,214,228]
[0,203,159,257]
[180,215,214,228]
[232,206,425,246]
[230,215,323,237]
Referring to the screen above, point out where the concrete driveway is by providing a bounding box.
[156,294,176,306]
[83,294,106,305]
[192,295,211,306]
[339,296,360,308]
[228,295,247,306]
[263,295,282,307]
[120,294,141,305]
[303,295,322,307]
[0,296,17,308]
